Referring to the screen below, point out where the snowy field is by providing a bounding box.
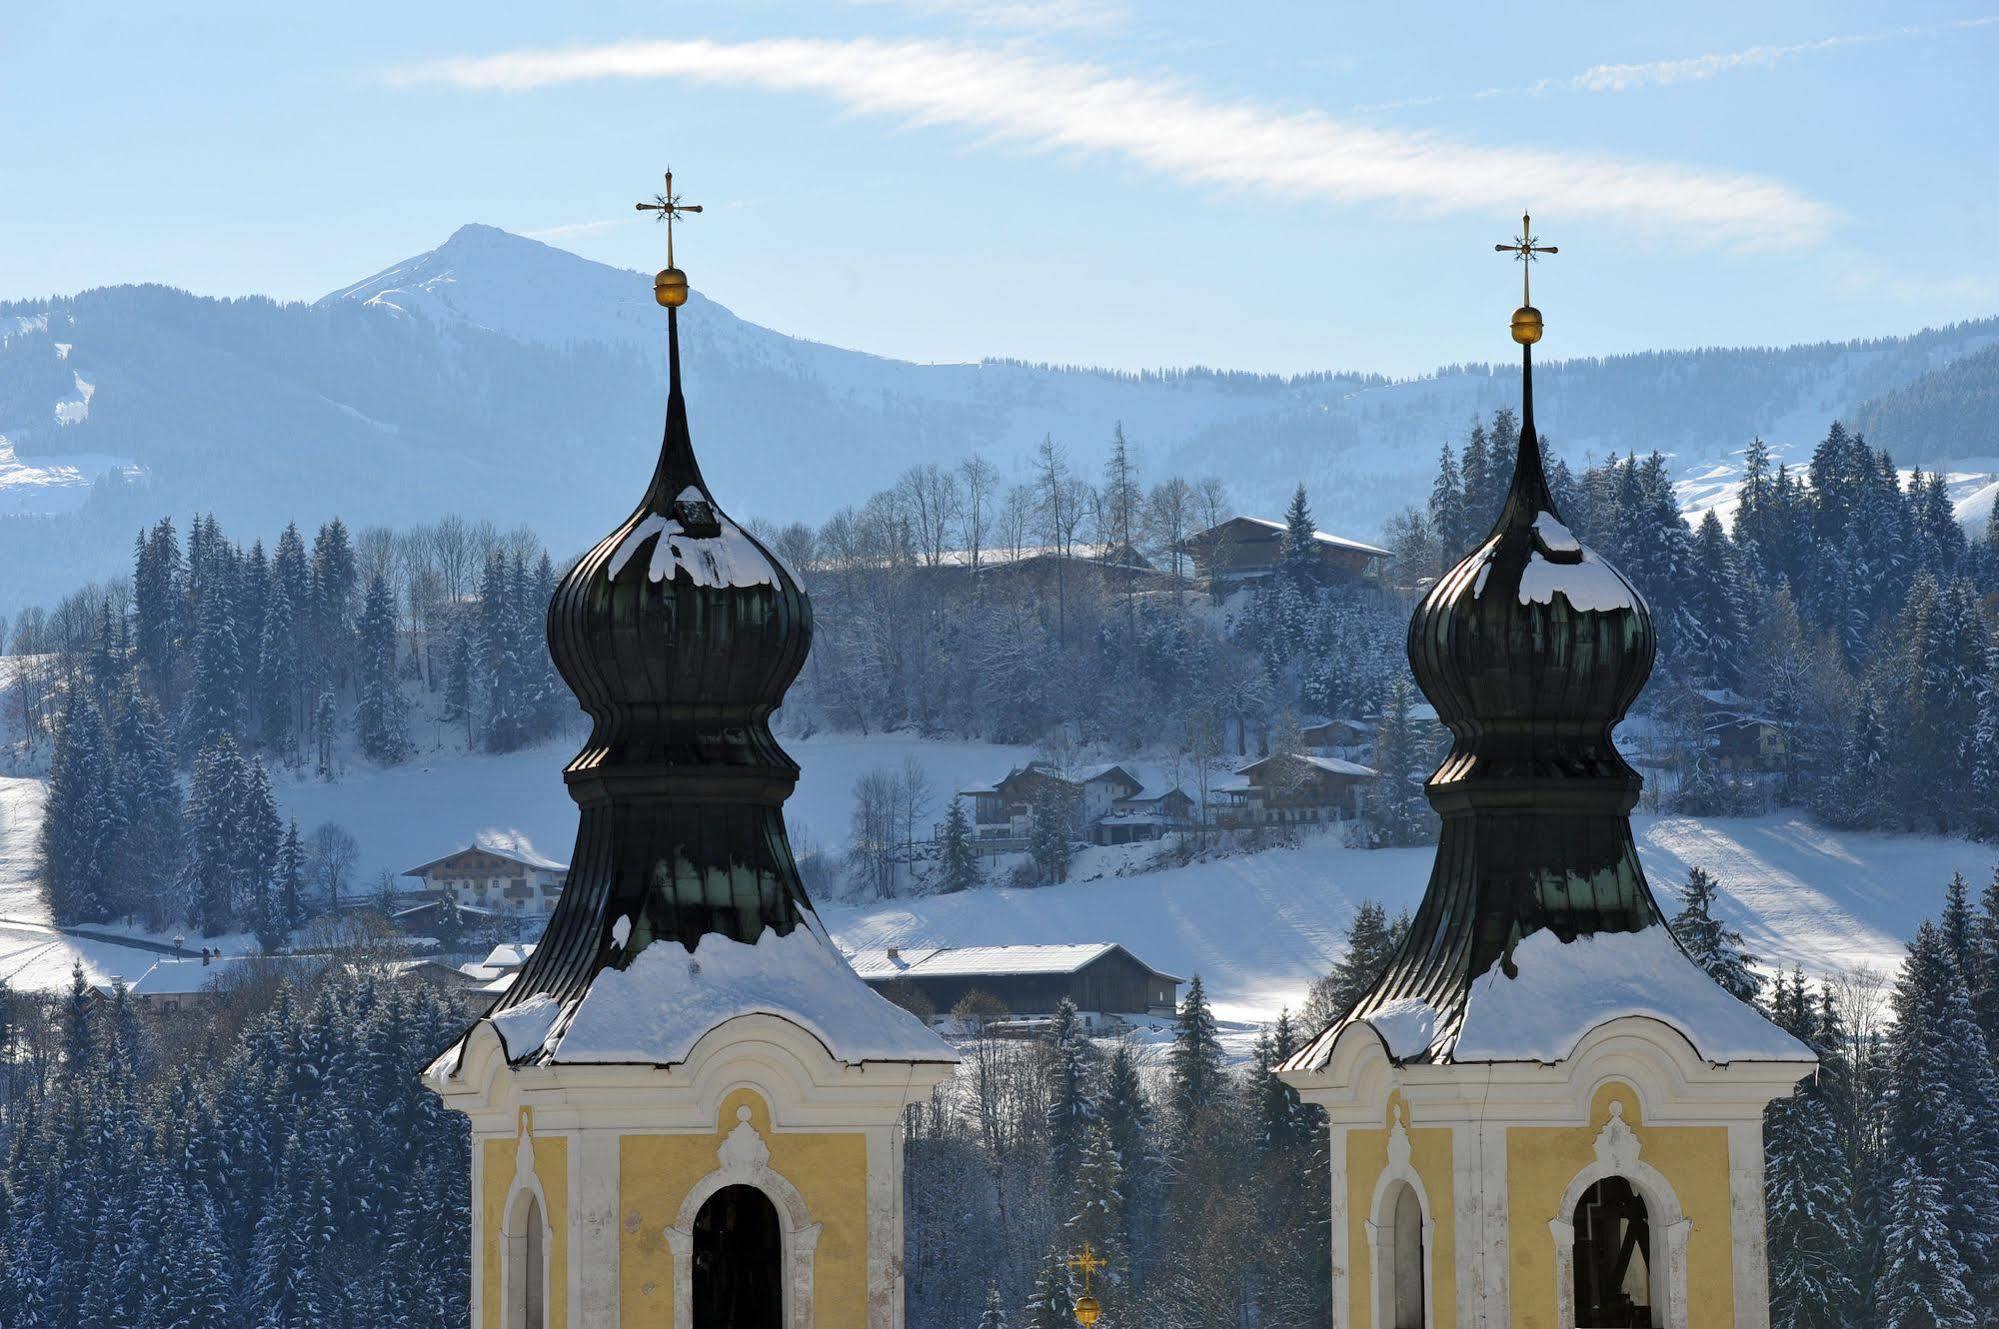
[268,730,1034,892]
[824,814,1986,1022]
[0,718,1990,1012]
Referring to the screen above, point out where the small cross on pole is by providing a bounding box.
[1494,212,1558,307]
[635,170,703,269]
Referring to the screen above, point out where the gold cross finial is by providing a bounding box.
[635,170,703,270]
[1494,211,1557,308]
[1066,1244,1106,1327]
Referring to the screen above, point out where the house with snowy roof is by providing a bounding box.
[401,835,567,916]
[1177,514,1390,588]
[846,942,1180,1026]
[956,759,1197,847]
[1215,751,1378,827]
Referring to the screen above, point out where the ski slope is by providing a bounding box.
[0,716,1987,1009]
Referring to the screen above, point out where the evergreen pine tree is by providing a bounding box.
[40,691,118,924]
[1281,484,1319,587]
[355,573,412,764]
[1669,867,1763,1003]
[1364,676,1433,847]
[110,692,183,928]
[1300,900,1406,1031]
[180,581,243,755]
[1046,998,1096,1184]
[1028,784,1074,886]
[1876,1160,1979,1329]
[979,1283,1009,1329]
[1166,975,1224,1141]
[938,798,980,893]
[1766,1087,1862,1329]
[257,576,300,759]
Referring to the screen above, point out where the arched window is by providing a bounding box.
[505,1191,546,1329]
[693,1184,783,1329]
[1390,1181,1425,1329]
[1572,1176,1653,1328]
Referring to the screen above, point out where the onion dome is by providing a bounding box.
[1284,232,1808,1071]
[434,184,946,1074]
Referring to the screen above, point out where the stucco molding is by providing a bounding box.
[663,1106,822,1329]
[501,1110,555,1329]
[434,1015,950,1134]
[1364,1106,1437,1329]
[1549,1101,1691,1329]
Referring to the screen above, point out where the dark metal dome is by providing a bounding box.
[1290,344,1676,1069]
[1409,354,1655,813]
[487,300,820,1035]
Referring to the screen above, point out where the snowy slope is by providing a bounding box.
[1,707,1980,1012]
[822,814,1984,1022]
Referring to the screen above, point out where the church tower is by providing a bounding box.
[425,176,956,1329]
[1280,218,1816,1329]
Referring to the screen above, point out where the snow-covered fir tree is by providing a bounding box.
[1669,866,1763,1003]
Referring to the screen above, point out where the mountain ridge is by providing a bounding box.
[2,224,1997,617]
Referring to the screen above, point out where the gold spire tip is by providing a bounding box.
[636,170,703,307]
[1494,211,1557,345]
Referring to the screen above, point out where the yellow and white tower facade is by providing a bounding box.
[425,176,956,1329]
[1281,219,1816,1329]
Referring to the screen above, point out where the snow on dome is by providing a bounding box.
[539,925,953,1067]
[490,993,562,1061]
[607,501,778,590]
[1362,996,1441,1061]
[1451,925,1813,1065]
[1531,510,1582,556]
[1516,539,1641,614]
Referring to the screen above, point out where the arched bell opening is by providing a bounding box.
[1388,1180,1426,1329]
[693,1183,784,1329]
[1571,1176,1654,1329]
[503,1189,549,1329]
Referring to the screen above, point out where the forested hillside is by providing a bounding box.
[1851,339,1999,464]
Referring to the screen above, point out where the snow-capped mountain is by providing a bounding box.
[3,222,1999,615]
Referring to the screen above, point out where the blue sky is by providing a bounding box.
[5,1,1995,374]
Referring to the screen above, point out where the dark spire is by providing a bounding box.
[482,188,819,1053]
[1291,218,1670,1067]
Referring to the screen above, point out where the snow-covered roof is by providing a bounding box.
[1334,926,1813,1067]
[402,833,567,878]
[481,942,536,970]
[1237,753,1379,779]
[489,925,954,1067]
[1201,515,1392,559]
[844,942,1182,983]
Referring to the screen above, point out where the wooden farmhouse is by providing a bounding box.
[1216,751,1378,827]
[1177,515,1390,589]
[846,942,1182,1027]
[1694,688,1791,772]
[957,760,1198,848]
[401,839,568,917]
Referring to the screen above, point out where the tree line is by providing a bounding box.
[24,511,574,932]
[0,958,468,1329]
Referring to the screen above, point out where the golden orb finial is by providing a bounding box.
[1073,1295,1102,1326]
[636,170,703,308]
[1494,212,1557,345]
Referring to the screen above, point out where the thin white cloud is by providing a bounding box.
[1354,16,1998,112]
[1560,15,1997,95]
[387,37,1833,249]
[522,217,637,241]
[846,0,1127,33]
